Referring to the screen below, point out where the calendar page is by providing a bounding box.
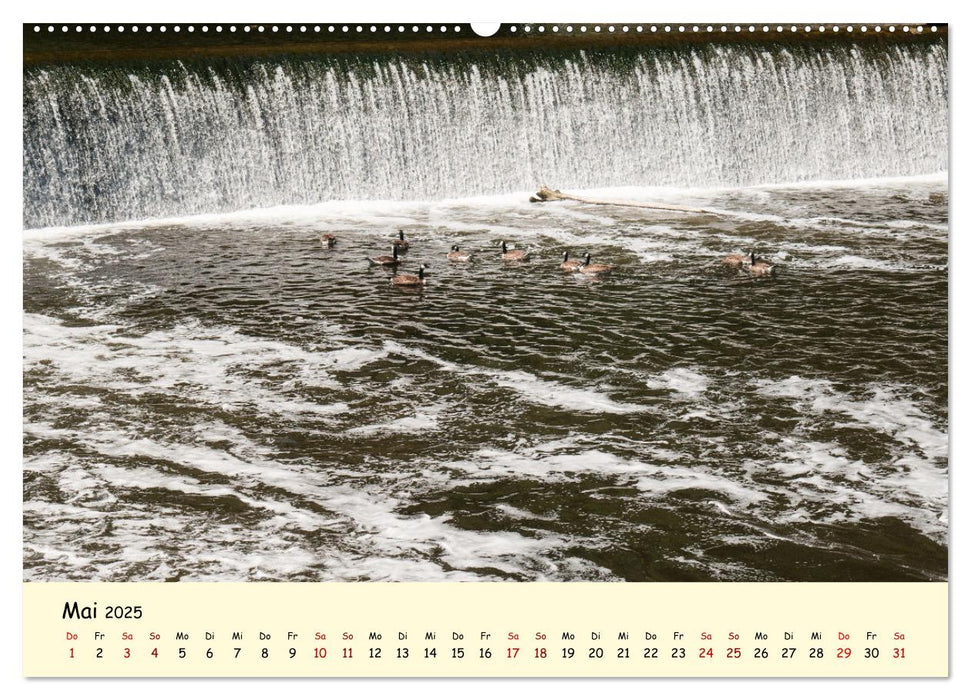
[21,18,949,680]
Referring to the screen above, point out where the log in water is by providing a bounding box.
[531,186,721,215]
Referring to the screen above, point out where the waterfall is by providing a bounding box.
[23,41,948,229]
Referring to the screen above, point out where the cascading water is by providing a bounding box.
[23,41,948,229]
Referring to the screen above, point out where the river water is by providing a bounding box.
[23,176,948,582]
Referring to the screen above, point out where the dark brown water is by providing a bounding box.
[23,178,948,582]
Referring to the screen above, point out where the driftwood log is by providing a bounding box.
[530,185,721,216]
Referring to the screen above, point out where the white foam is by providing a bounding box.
[758,377,947,459]
[347,404,445,436]
[383,340,643,414]
[754,377,947,539]
[753,437,945,538]
[25,412,612,581]
[24,173,946,241]
[633,468,767,505]
[23,313,381,418]
[492,370,644,414]
[828,255,901,271]
[646,367,710,399]
[29,422,353,533]
[300,488,608,582]
[448,447,649,482]
[444,442,766,511]
[778,242,851,254]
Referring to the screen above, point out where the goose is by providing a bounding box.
[447,244,472,262]
[500,240,529,261]
[391,229,409,250]
[560,250,583,271]
[721,252,746,268]
[319,234,337,248]
[578,252,615,275]
[391,263,427,286]
[368,245,400,267]
[746,251,775,277]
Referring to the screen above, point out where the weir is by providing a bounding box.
[23,38,947,229]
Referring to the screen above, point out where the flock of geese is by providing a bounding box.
[319,229,775,286]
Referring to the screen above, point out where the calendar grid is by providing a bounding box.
[24,582,947,677]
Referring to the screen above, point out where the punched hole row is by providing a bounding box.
[32,24,940,35]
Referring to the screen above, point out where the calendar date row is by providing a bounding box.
[66,644,910,661]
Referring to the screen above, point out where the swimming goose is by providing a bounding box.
[721,252,746,268]
[560,251,583,271]
[368,245,400,267]
[391,264,427,286]
[746,251,775,277]
[319,234,337,248]
[500,241,529,261]
[578,252,615,275]
[447,244,472,262]
[391,229,409,250]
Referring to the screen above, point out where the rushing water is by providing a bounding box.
[24,41,947,229]
[23,176,948,582]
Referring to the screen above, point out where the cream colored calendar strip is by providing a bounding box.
[23,582,947,677]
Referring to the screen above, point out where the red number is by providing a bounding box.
[838,648,852,659]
